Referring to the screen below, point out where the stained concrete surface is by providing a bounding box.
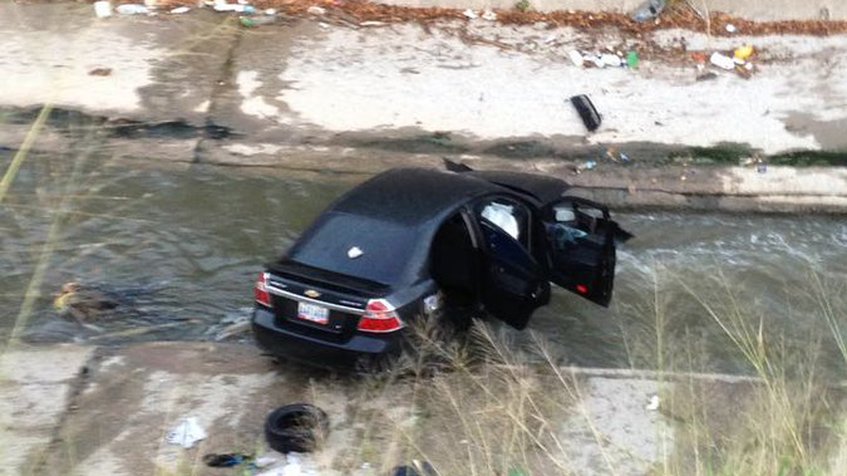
[2,3,847,212]
[0,344,94,476]
[3,342,844,475]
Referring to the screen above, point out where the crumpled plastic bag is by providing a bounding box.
[166,417,207,448]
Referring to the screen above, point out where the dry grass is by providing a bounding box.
[329,270,847,476]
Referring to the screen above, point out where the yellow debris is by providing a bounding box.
[734,45,755,61]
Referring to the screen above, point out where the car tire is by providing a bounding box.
[264,404,329,453]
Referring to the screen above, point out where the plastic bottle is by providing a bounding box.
[116,4,149,15]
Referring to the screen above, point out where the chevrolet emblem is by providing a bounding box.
[304,289,321,299]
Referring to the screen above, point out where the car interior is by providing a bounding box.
[548,205,607,266]
[429,213,478,307]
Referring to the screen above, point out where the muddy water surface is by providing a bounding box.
[2,151,846,378]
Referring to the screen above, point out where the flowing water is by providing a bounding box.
[2,150,846,378]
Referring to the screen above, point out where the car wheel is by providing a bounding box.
[264,404,329,453]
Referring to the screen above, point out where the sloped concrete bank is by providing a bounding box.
[2,3,847,213]
[3,342,845,475]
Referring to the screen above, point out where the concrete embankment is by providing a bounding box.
[4,341,844,475]
[1,3,846,212]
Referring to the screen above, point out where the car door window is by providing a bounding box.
[476,198,532,252]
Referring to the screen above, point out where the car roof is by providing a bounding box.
[329,168,504,226]
[464,171,570,205]
[288,167,570,286]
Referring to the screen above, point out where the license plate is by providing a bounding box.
[297,302,329,325]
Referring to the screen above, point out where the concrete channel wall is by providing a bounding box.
[2,3,847,213]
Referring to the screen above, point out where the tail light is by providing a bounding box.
[357,299,403,333]
[255,272,271,307]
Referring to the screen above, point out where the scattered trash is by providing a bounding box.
[696,71,718,81]
[646,394,660,410]
[570,94,602,132]
[88,68,112,77]
[116,4,149,15]
[604,148,632,164]
[359,20,387,27]
[392,461,437,476]
[93,1,112,18]
[170,6,190,14]
[690,52,708,64]
[481,9,497,21]
[588,54,605,68]
[631,0,666,23]
[742,156,768,174]
[166,417,207,448]
[574,160,597,175]
[567,50,584,67]
[265,404,329,454]
[709,52,735,70]
[241,15,277,27]
[306,5,326,15]
[734,64,753,79]
[214,3,255,13]
[626,51,640,69]
[203,453,252,468]
[264,8,277,15]
[462,9,478,19]
[734,45,755,62]
[725,23,737,34]
[600,53,622,68]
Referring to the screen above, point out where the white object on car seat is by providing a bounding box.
[481,202,519,240]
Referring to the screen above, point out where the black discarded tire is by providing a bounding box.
[264,404,329,453]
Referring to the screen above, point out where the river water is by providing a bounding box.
[2,151,846,378]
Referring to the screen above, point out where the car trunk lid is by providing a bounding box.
[264,261,387,342]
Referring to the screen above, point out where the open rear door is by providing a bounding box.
[543,197,630,307]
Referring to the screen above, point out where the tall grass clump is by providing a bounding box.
[335,266,847,476]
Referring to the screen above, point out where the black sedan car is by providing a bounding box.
[252,165,631,367]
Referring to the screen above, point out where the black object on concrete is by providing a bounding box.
[264,404,329,453]
[570,94,602,131]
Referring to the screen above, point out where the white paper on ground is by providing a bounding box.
[165,417,207,448]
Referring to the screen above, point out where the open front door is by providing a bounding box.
[477,220,546,329]
[543,197,630,307]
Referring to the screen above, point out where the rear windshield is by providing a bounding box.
[287,212,421,285]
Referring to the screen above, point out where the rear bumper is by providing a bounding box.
[252,307,402,368]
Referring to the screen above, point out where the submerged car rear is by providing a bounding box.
[252,212,428,367]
